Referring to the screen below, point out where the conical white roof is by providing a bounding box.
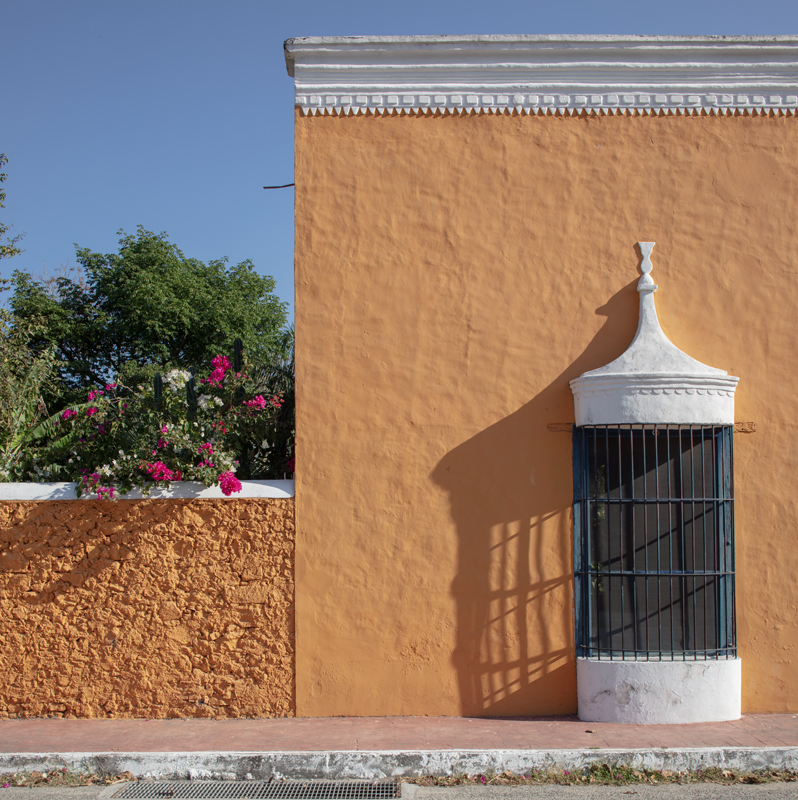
[570,243,738,426]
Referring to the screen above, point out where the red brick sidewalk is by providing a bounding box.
[1,715,797,753]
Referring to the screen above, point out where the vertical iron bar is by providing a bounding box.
[587,428,594,658]
[712,428,726,647]
[626,424,633,659]
[690,425,696,660]
[679,424,688,661]
[701,428,707,658]
[717,426,726,656]
[729,425,736,657]
[667,425,673,657]
[643,426,648,660]
[604,425,621,659]
[654,425,661,660]
[591,425,598,657]
[618,425,624,658]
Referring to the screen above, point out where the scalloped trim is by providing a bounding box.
[298,101,798,117]
[574,387,737,398]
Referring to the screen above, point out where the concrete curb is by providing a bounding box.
[1,748,797,779]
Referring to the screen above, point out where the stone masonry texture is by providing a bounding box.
[0,498,295,718]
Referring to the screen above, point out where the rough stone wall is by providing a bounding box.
[0,498,295,718]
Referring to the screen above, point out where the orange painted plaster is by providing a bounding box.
[294,110,798,716]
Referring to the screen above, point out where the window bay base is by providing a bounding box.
[577,656,741,724]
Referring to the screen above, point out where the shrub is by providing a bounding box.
[3,352,290,498]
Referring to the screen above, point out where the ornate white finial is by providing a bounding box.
[569,241,738,426]
[637,242,657,293]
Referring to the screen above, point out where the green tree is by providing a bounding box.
[10,226,289,405]
[0,153,23,261]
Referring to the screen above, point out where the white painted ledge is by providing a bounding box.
[0,480,294,501]
[577,657,742,724]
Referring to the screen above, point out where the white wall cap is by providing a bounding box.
[570,243,738,426]
[285,35,798,114]
[0,480,295,501]
[577,657,741,724]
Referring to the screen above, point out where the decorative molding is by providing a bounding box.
[285,35,798,116]
[573,381,737,398]
[570,242,739,427]
[0,480,295,502]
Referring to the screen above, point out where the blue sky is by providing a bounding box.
[3,0,798,324]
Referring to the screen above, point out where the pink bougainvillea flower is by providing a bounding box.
[105,383,117,391]
[244,395,266,410]
[219,471,242,496]
[160,424,168,434]
[86,407,98,417]
[205,355,232,387]
[146,461,180,482]
[61,409,77,420]
[198,442,214,454]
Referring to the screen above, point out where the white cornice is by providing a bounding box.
[284,35,798,115]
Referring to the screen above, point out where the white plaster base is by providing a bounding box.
[577,657,741,724]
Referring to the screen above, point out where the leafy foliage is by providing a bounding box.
[239,327,295,479]
[10,227,288,405]
[0,311,62,478]
[0,153,23,260]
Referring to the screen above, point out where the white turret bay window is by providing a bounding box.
[570,243,740,724]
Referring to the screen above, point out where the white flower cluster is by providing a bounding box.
[197,395,224,410]
[166,369,192,392]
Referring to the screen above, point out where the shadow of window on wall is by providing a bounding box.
[431,279,641,716]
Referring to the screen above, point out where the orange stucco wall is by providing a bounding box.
[294,109,798,716]
[0,498,294,718]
